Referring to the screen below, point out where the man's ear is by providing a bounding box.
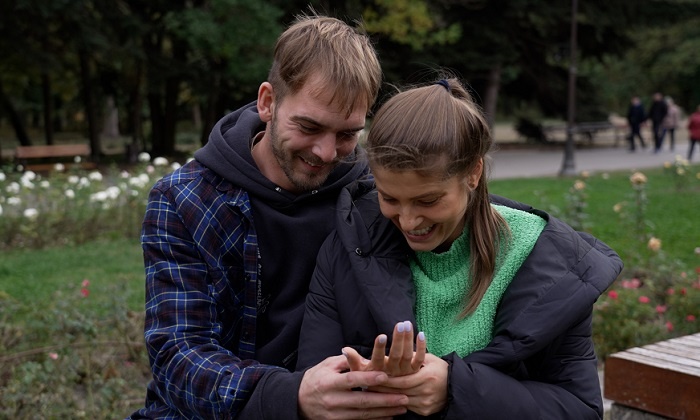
[257,82,274,123]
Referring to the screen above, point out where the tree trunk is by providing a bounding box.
[127,62,144,163]
[0,80,32,147]
[42,71,54,145]
[483,65,501,129]
[200,73,222,146]
[79,49,101,162]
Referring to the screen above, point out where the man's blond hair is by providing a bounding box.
[268,13,382,116]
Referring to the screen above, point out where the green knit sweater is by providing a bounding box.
[411,204,546,357]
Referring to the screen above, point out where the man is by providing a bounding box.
[129,13,410,419]
[648,92,668,153]
[626,96,646,152]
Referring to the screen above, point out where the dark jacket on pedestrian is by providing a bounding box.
[627,103,646,127]
[297,180,623,419]
[648,99,668,125]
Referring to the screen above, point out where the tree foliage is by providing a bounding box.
[1,0,700,158]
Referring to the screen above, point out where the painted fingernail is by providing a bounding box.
[418,332,425,341]
[404,321,412,332]
[378,334,387,344]
[397,322,405,333]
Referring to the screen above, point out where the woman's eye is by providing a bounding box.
[419,198,439,206]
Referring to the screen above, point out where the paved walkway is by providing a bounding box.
[489,141,691,180]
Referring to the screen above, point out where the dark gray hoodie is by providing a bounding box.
[195,101,370,370]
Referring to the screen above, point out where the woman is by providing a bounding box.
[296,77,623,419]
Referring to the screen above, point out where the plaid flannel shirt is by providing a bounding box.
[133,160,285,418]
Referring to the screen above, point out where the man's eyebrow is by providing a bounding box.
[291,115,365,132]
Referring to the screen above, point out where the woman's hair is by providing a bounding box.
[267,12,382,117]
[366,77,508,317]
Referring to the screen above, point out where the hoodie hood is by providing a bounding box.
[194,101,369,208]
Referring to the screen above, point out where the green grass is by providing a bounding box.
[1,166,698,317]
[0,237,145,315]
[490,165,700,271]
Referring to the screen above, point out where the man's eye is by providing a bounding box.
[339,131,358,141]
[299,125,318,133]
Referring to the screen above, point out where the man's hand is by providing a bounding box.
[298,355,409,420]
[344,321,426,377]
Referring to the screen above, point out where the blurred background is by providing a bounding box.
[1,0,699,161]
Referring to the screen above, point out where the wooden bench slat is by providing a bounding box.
[604,333,700,419]
[15,144,91,159]
[14,143,94,173]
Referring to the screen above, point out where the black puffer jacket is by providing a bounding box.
[297,180,623,419]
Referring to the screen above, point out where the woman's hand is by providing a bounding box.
[371,353,449,416]
[343,321,426,377]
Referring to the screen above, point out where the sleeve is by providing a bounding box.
[295,232,347,370]
[441,313,602,420]
[141,185,295,418]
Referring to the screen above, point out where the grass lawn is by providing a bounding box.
[0,237,145,316]
[490,165,700,271]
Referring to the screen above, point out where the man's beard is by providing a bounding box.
[269,116,339,191]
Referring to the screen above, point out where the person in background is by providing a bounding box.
[687,105,700,161]
[128,12,413,420]
[648,92,668,153]
[661,96,680,152]
[626,95,647,152]
[297,76,623,419]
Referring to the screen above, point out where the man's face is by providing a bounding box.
[262,76,368,192]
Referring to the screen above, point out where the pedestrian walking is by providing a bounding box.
[688,105,700,161]
[626,96,646,151]
[648,92,668,153]
[662,97,680,151]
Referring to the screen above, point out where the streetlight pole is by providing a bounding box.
[559,0,578,176]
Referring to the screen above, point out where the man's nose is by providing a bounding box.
[311,133,338,163]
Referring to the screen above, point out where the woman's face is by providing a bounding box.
[373,162,481,253]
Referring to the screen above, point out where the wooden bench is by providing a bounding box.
[14,144,97,173]
[543,121,624,146]
[604,333,700,419]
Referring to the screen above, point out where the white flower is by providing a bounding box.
[65,189,75,199]
[74,155,82,163]
[40,180,50,189]
[20,178,34,189]
[21,171,37,181]
[105,186,121,199]
[153,157,169,166]
[7,197,21,206]
[54,163,65,172]
[90,191,108,202]
[6,182,20,194]
[129,177,145,188]
[68,175,80,184]
[138,152,151,163]
[0,203,3,216]
[78,177,90,188]
[23,208,39,219]
[120,170,130,178]
[171,162,181,170]
[146,165,155,174]
[0,172,6,182]
[139,173,150,184]
[88,171,103,181]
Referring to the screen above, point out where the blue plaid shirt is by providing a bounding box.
[131,160,289,418]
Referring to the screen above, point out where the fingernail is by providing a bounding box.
[418,332,425,341]
[342,349,348,357]
[397,322,405,333]
[378,334,387,344]
[404,321,412,332]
